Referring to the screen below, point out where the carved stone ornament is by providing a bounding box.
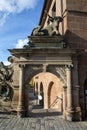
[0,62,13,102]
[31,12,63,36]
[55,66,67,86]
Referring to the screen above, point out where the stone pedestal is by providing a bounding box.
[17,64,26,117]
[29,36,66,48]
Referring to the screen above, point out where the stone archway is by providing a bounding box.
[17,64,72,119]
[47,75,63,112]
[48,81,54,108]
[26,71,64,111]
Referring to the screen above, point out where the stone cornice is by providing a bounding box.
[8,48,76,57]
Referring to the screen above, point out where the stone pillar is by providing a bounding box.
[73,85,82,121]
[43,64,48,72]
[25,84,29,117]
[72,56,82,121]
[73,85,80,109]
[66,65,74,121]
[34,82,38,95]
[17,64,25,117]
[37,82,40,105]
[34,82,36,95]
[63,86,67,119]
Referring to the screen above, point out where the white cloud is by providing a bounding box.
[3,61,11,66]
[0,0,39,13]
[0,13,9,26]
[0,50,11,65]
[16,38,28,48]
[0,0,39,26]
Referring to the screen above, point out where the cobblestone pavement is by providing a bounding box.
[0,110,87,130]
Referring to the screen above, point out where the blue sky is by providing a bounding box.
[0,0,44,65]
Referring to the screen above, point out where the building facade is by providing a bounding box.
[39,0,87,120]
[0,0,87,121]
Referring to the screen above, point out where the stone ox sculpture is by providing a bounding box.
[31,12,63,36]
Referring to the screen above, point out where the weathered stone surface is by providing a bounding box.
[65,11,87,49]
[28,36,66,48]
[0,113,87,130]
[66,0,87,13]
[1,0,87,122]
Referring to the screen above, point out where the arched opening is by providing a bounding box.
[29,75,44,110]
[39,82,44,107]
[47,75,63,112]
[48,81,54,108]
[35,82,38,96]
[27,71,63,117]
[84,79,87,117]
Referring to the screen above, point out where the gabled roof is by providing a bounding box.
[39,0,52,27]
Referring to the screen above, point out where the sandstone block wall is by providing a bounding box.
[34,72,63,111]
[63,0,87,49]
[66,0,87,13]
[62,0,87,119]
[66,11,87,48]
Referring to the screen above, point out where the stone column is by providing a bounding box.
[73,85,80,108]
[72,56,82,121]
[17,64,25,117]
[73,85,82,121]
[34,82,37,95]
[24,84,29,117]
[43,64,48,72]
[72,56,79,105]
[66,65,74,121]
[37,82,40,105]
[63,86,67,119]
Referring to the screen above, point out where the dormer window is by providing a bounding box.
[52,2,56,18]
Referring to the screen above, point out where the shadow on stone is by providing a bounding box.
[29,109,63,118]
